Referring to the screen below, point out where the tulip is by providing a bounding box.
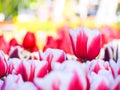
[69,28,102,61]
[1,74,37,90]
[34,70,86,90]
[8,58,48,81]
[44,26,73,54]
[110,59,120,78]
[44,36,58,50]
[9,38,18,47]
[39,48,66,71]
[9,46,39,60]
[99,40,120,62]
[22,32,38,52]
[1,74,23,90]
[0,51,8,78]
[100,26,120,46]
[89,70,114,90]
[0,35,9,54]
[9,46,31,59]
[88,59,111,74]
[52,60,87,90]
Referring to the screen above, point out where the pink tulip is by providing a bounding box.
[34,70,86,90]
[0,51,8,78]
[44,26,73,54]
[88,60,111,74]
[69,28,102,61]
[8,59,48,81]
[89,70,114,90]
[99,40,120,62]
[9,38,18,47]
[39,48,66,71]
[1,74,37,90]
[110,59,120,78]
[51,60,87,90]
[0,36,9,54]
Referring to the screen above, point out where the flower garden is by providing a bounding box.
[0,24,120,90]
[0,0,120,90]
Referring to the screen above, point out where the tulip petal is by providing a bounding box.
[0,51,8,78]
[15,60,30,81]
[87,33,101,60]
[1,74,23,90]
[39,48,66,71]
[33,60,48,78]
[23,32,36,49]
[76,29,88,59]
[111,76,120,90]
[69,28,88,59]
[68,71,86,90]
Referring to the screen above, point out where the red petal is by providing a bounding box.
[92,62,101,74]
[23,32,36,50]
[0,36,9,54]
[75,30,88,59]
[87,34,101,60]
[29,62,35,81]
[34,61,48,78]
[0,51,8,78]
[96,81,109,90]
[52,79,61,90]
[68,71,85,90]
[9,38,18,47]
[15,61,29,81]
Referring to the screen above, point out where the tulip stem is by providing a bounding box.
[77,58,86,63]
[82,59,87,63]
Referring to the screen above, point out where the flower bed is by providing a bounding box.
[0,26,120,90]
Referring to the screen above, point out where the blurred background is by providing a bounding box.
[0,0,120,25]
[0,0,120,52]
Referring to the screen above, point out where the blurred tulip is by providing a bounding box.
[88,60,111,74]
[34,70,86,90]
[44,36,58,50]
[44,26,73,54]
[69,28,102,61]
[9,46,39,60]
[9,38,18,47]
[89,70,114,90]
[0,51,8,78]
[1,74,37,90]
[100,26,120,46]
[39,48,66,71]
[110,59,120,78]
[52,60,87,90]
[99,40,120,62]
[22,32,38,52]
[1,74,23,90]
[111,76,120,90]
[8,59,48,81]
[9,46,31,59]
[57,26,73,54]
[0,35,9,54]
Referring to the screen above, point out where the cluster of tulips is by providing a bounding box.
[0,26,120,90]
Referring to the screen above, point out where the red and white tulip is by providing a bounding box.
[69,28,102,61]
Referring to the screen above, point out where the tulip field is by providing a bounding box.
[0,24,120,90]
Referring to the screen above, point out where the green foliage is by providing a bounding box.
[0,0,37,20]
